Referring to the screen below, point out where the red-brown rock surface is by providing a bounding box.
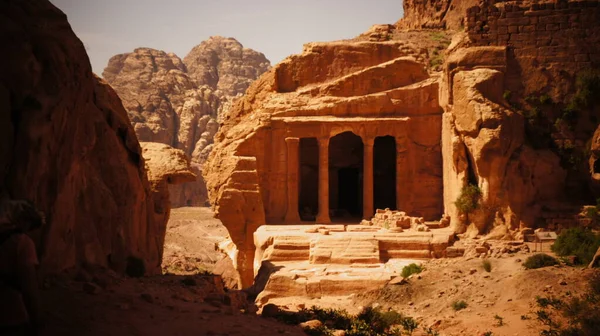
[184,36,271,112]
[205,41,441,287]
[0,0,192,275]
[103,38,270,207]
[397,0,478,30]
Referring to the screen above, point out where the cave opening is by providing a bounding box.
[374,136,396,211]
[329,132,363,220]
[299,137,318,221]
[594,159,600,175]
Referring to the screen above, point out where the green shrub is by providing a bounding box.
[430,31,447,41]
[482,259,492,272]
[452,300,468,311]
[305,325,334,336]
[493,315,504,326]
[535,271,600,336]
[357,306,404,334]
[310,306,353,330]
[503,90,512,101]
[274,305,409,336]
[401,263,423,278]
[572,70,600,109]
[523,253,559,269]
[423,327,440,336]
[454,184,482,215]
[551,228,600,265]
[400,316,419,335]
[539,94,553,105]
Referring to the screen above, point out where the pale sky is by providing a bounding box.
[49,0,405,75]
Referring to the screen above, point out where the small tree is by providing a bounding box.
[454,184,482,222]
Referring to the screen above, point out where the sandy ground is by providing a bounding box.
[38,207,595,336]
[264,250,592,336]
[161,207,229,274]
[39,272,305,336]
[40,207,304,336]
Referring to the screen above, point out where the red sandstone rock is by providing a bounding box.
[397,0,478,30]
[441,46,566,235]
[205,41,443,287]
[0,0,192,275]
[104,38,270,207]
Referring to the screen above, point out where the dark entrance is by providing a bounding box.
[338,168,361,216]
[299,138,318,221]
[329,132,363,220]
[374,136,396,210]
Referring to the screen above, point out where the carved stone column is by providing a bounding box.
[396,136,409,212]
[285,137,301,223]
[316,137,331,223]
[363,137,374,219]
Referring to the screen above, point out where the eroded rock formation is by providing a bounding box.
[1,0,192,275]
[206,0,600,288]
[441,46,566,236]
[184,36,271,115]
[397,0,478,30]
[205,41,442,287]
[442,0,600,236]
[104,38,270,207]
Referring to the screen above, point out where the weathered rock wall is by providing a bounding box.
[397,0,479,30]
[206,41,443,287]
[467,0,600,97]
[104,39,270,207]
[1,0,192,275]
[442,0,600,235]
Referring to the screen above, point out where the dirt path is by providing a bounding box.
[40,272,304,336]
[162,207,229,274]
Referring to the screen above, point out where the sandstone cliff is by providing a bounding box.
[205,41,440,286]
[104,38,270,207]
[1,0,193,275]
[397,0,478,30]
[205,0,600,287]
[184,36,271,115]
[440,0,600,236]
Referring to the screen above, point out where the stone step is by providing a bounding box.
[228,182,259,191]
[233,156,257,171]
[381,249,433,260]
[262,236,310,262]
[230,170,259,184]
[378,236,433,251]
[309,236,380,264]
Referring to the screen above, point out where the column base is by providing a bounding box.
[316,213,331,224]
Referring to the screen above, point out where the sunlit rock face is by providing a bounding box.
[103,37,271,207]
[204,40,443,287]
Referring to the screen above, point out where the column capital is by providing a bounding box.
[318,136,330,147]
[362,137,375,147]
[285,137,300,144]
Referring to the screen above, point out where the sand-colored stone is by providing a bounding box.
[0,0,191,275]
[141,142,197,253]
[441,46,567,235]
[205,41,444,287]
[252,224,455,302]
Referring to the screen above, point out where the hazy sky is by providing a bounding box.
[49,0,404,75]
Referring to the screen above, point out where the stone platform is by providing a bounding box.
[253,224,456,303]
